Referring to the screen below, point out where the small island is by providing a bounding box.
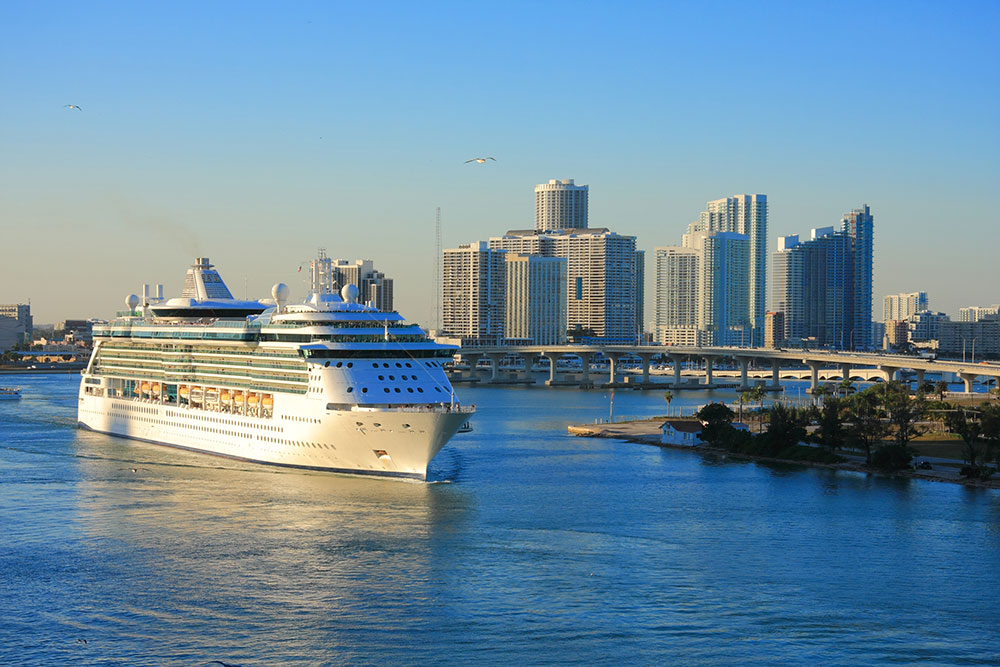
[570,381,1000,489]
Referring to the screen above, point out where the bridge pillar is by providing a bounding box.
[737,357,751,390]
[670,354,684,387]
[607,353,625,385]
[638,353,655,384]
[806,362,822,393]
[772,358,781,389]
[518,353,538,382]
[703,356,715,387]
[916,369,925,390]
[578,352,593,384]
[959,373,977,393]
[543,352,561,384]
[463,353,483,381]
[879,365,899,383]
[487,352,505,381]
[841,364,851,381]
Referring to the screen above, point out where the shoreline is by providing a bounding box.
[568,420,1000,490]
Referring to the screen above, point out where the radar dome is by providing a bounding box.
[341,283,360,304]
[271,283,290,302]
[125,294,140,311]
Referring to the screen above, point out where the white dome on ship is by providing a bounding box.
[341,284,360,304]
[125,294,140,310]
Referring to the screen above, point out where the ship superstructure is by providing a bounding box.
[77,258,473,479]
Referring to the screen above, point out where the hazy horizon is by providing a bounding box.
[2,1,998,326]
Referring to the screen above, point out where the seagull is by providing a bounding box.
[76,638,88,644]
[63,104,82,111]
[464,157,496,164]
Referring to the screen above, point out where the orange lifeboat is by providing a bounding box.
[220,390,232,403]
[151,383,160,393]
[247,393,259,407]
[141,382,151,394]
[179,385,190,398]
[190,387,203,404]
[233,391,245,405]
[261,394,273,408]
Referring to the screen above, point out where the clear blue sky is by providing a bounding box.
[2,1,998,325]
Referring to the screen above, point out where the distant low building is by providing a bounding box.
[0,304,32,352]
[938,316,1000,360]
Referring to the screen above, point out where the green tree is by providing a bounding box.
[935,380,950,400]
[663,390,674,414]
[760,403,808,456]
[918,381,935,396]
[844,387,889,465]
[816,396,846,451]
[980,403,1000,465]
[695,402,736,448]
[946,409,984,469]
[839,377,855,398]
[883,382,927,451]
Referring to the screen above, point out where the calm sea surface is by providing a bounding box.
[1,374,998,665]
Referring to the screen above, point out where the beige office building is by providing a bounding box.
[505,254,567,345]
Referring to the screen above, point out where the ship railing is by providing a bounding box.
[350,403,476,414]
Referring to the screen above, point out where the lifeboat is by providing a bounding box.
[205,388,219,403]
[261,395,273,408]
[247,393,259,407]
[190,387,203,404]
[179,385,190,398]
[220,391,232,403]
[151,383,160,393]
[233,391,245,405]
[141,382,151,394]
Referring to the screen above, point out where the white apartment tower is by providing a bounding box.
[653,247,701,345]
[535,179,588,231]
[686,194,767,345]
[505,254,567,345]
[441,242,506,344]
[883,291,928,323]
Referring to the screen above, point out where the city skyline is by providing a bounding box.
[1,2,998,324]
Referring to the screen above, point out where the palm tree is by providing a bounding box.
[935,380,950,400]
[838,377,855,398]
[663,390,674,415]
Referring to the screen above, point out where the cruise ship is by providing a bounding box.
[77,258,473,480]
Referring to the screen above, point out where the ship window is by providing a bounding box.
[417,388,424,393]
[405,363,412,368]
[373,423,381,428]
[389,375,395,380]
[395,363,401,368]
[384,388,390,393]
[401,424,410,428]
[394,388,400,393]
[407,388,413,393]
[347,363,353,368]
[346,387,353,393]
[325,361,330,367]
[372,363,378,368]
[336,361,343,368]
[379,375,384,380]
[362,387,368,393]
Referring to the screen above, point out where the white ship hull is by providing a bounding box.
[78,390,469,480]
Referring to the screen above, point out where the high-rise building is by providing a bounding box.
[441,242,506,344]
[843,204,874,349]
[0,304,32,351]
[764,312,785,348]
[700,232,751,346]
[958,305,1000,322]
[491,228,639,343]
[772,208,874,350]
[534,179,588,231]
[939,316,1000,359]
[687,194,767,344]
[653,246,701,345]
[883,291,928,322]
[505,254,567,345]
[885,320,910,350]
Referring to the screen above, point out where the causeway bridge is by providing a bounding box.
[454,345,1000,393]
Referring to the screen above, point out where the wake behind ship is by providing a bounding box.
[78,258,473,479]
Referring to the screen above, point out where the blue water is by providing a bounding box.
[2,374,998,665]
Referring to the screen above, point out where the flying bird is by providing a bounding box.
[63,104,82,111]
[464,157,496,164]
